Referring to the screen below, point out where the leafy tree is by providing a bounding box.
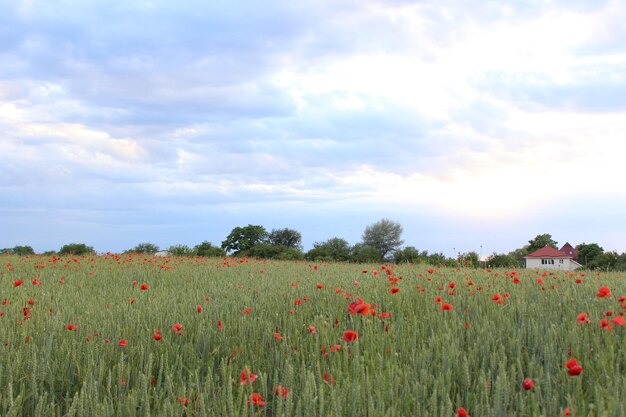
[167,244,194,257]
[576,242,604,268]
[487,252,521,268]
[306,237,352,261]
[246,243,304,260]
[59,243,95,256]
[350,243,380,263]
[593,251,618,271]
[268,228,302,250]
[12,246,35,256]
[128,242,160,254]
[527,233,558,253]
[221,225,268,255]
[362,218,404,261]
[194,241,226,258]
[1,248,12,255]
[461,251,479,268]
[394,246,427,264]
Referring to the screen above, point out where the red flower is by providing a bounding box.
[348,296,371,316]
[316,283,324,289]
[522,378,534,390]
[457,407,470,417]
[441,303,453,311]
[435,296,443,303]
[565,358,583,376]
[242,307,252,315]
[118,339,128,347]
[240,369,258,385]
[32,278,41,286]
[596,286,611,298]
[330,344,342,352]
[172,323,183,335]
[491,293,505,304]
[294,299,302,305]
[274,386,289,398]
[390,287,400,294]
[217,320,223,331]
[196,304,203,313]
[323,372,336,384]
[131,280,137,287]
[599,319,613,331]
[343,330,358,343]
[140,283,150,290]
[308,325,316,334]
[611,316,625,326]
[427,268,434,274]
[248,392,266,406]
[564,408,572,416]
[177,396,188,407]
[67,323,77,331]
[577,312,590,324]
[13,279,23,288]
[379,312,391,319]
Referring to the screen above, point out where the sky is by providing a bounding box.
[2,0,626,256]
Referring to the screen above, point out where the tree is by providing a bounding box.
[350,243,380,263]
[362,218,404,261]
[460,251,479,268]
[194,241,226,258]
[268,228,302,250]
[59,243,94,256]
[487,252,521,268]
[527,233,558,253]
[306,237,352,261]
[128,242,160,254]
[394,246,427,264]
[12,246,35,256]
[167,244,194,257]
[576,242,604,268]
[246,243,304,260]
[221,225,268,255]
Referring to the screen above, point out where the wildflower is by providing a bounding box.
[13,279,23,288]
[565,358,583,376]
[596,286,611,298]
[217,320,223,331]
[32,278,41,286]
[67,323,77,331]
[564,408,572,416]
[248,393,266,406]
[240,369,257,385]
[118,339,128,347]
[457,407,470,417]
[348,297,371,316]
[330,344,341,352]
[323,372,336,384]
[522,378,534,390]
[274,386,289,398]
[611,316,625,326]
[379,312,391,319]
[390,287,400,294]
[577,312,590,324]
[343,330,358,343]
[599,319,613,331]
[316,283,324,289]
[153,329,162,341]
[177,396,188,407]
[441,303,453,311]
[140,283,150,290]
[172,323,183,335]
[196,304,203,313]
[308,325,316,334]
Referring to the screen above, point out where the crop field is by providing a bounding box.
[1,254,625,417]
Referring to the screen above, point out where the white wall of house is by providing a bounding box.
[525,258,581,270]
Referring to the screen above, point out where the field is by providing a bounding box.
[1,254,625,417]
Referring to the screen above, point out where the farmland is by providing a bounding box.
[1,254,625,416]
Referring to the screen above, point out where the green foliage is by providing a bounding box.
[167,244,194,257]
[58,243,95,256]
[350,243,380,263]
[193,241,226,258]
[246,243,304,260]
[460,251,479,268]
[306,237,352,261]
[487,252,522,268]
[12,245,35,256]
[394,246,424,263]
[576,242,604,268]
[221,224,268,255]
[127,242,160,254]
[527,233,558,253]
[361,218,404,261]
[267,228,302,250]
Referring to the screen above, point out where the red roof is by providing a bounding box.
[525,245,573,259]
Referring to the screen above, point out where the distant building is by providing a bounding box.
[559,242,578,260]
[524,245,582,270]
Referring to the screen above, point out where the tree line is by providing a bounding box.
[3,226,625,270]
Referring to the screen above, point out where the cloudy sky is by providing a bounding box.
[2,0,626,256]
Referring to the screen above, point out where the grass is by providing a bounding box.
[1,254,625,416]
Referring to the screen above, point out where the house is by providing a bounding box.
[559,242,578,260]
[524,245,582,270]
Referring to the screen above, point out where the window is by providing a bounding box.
[541,259,555,265]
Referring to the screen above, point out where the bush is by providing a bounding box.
[167,245,194,257]
[59,243,95,256]
[194,241,226,258]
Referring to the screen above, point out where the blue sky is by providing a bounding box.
[2,0,626,256]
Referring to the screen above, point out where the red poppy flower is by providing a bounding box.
[32,278,41,286]
[596,286,611,298]
[247,392,266,406]
[390,287,400,294]
[427,268,434,274]
[611,316,625,326]
[240,369,257,385]
[379,312,391,319]
[140,283,150,290]
[217,320,223,331]
[565,358,583,376]
[67,323,77,331]
[132,280,137,287]
[196,304,203,313]
[172,323,183,335]
[564,408,571,416]
[323,372,336,384]
[435,296,443,303]
[577,312,590,324]
[330,344,341,352]
[457,407,470,417]
[308,325,316,334]
[153,329,162,341]
[348,297,371,316]
[274,386,289,398]
[599,319,613,330]
[242,307,252,315]
[522,378,534,390]
[118,339,128,347]
[343,330,358,343]
[13,279,23,288]
[294,299,302,305]
[177,396,188,407]
[274,331,284,340]
[441,303,453,311]
[316,283,324,289]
